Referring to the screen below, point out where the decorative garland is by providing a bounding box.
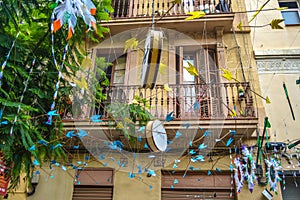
[234,156,244,193]
[9,59,35,137]
[242,146,256,193]
[234,146,257,193]
[229,148,234,197]
[265,157,282,193]
[0,32,20,87]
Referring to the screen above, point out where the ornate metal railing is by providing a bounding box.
[111,0,232,19]
[92,82,255,120]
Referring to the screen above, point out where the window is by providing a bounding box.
[161,170,235,200]
[175,47,222,118]
[280,171,300,200]
[72,168,114,200]
[278,0,300,25]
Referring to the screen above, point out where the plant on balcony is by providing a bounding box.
[106,95,154,143]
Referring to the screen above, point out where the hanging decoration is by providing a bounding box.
[140,29,164,89]
[51,0,97,40]
[283,82,295,120]
[241,146,256,193]
[234,156,244,193]
[0,154,9,196]
[47,0,98,124]
[229,148,234,197]
[46,44,68,125]
[8,59,35,137]
[265,157,282,193]
[221,68,271,104]
[0,32,20,87]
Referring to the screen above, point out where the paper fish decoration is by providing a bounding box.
[38,140,48,146]
[171,0,182,4]
[198,143,207,150]
[270,19,284,29]
[66,131,76,138]
[164,84,172,92]
[51,0,97,40]
[77,129,88,139]
[0,121,8,125]
[173,179,179,184]
[47,110,59,116]
[166,111,175,122]
[137,126,145,132]
[185,11,206,20]
[33,158,40,166]
[124,37,138,52]
[226,138,234,146]
[29,145,36,151]
[184,61,199,76]
[90,115,102,122]
[193,102,200,111]
[175,131,182,139]
[266,96,271,104]
[51,143,63,150]
[221,68,234,81]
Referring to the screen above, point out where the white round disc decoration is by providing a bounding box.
[71,27,225,174]
[146,120,167,152]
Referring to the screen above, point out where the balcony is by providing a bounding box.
[103,0,234,35]
[62,82,258,150]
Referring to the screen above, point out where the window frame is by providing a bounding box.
[278,0,300,25]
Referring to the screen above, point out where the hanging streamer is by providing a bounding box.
[0,32,20,87]
[283,82,295,120]
[265,157,282,193]
[46,44,68,125]
[9,59,35,137]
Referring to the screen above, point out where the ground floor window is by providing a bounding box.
[161,170,235,200]
[72,168,114,200]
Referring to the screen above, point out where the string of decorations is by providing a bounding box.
[0,32,20,87]
[8,59,35,137]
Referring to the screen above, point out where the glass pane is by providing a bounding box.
[282,11,300,24]
[183,55,195,83]
[113,70,125,84]
[279,2,299,9]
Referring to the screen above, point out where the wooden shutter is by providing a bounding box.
[161,170,235,200]
[72,168,113,200]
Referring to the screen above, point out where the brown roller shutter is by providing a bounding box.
[72,168,113,200]
[161,170,235,200]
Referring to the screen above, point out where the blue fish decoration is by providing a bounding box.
[137,126,145,132]
[226,138,234,147]
[193,102,200,111]
[198,143,207,150]
[165,111,174,122]
[0,121,8,125]
[38,140,48,146]
[90,115,102,122]
[66,131,76,138]
[77,129,88,139]
[47,110,59,116]
[175,131,182,139]
[29,145,35,151]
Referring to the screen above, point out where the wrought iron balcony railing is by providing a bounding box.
[112,0,232,19]
[92,82,255,120]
